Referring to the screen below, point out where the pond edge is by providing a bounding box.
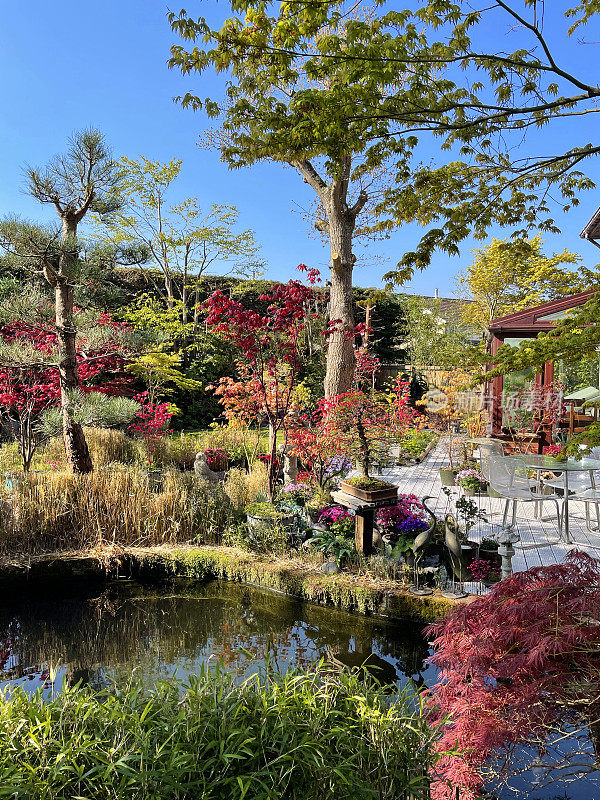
[0,545,471,622]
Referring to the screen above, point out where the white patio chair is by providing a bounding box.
[481,451,541,518]
[477,440,504,471]
[487,455,563,536]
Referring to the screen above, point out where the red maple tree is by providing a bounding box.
[0,317,131,470]
[427,551,600,800]
[318,378,414,477]
[204,270,319,500]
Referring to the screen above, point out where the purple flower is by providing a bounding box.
[323,456,352,479]
[376,494,425,532]
[399,517,428,534]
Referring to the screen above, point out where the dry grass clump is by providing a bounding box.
[224,463,268,512]
[0,468,233,554]
[0,428,139,473]
[143,433,201,470]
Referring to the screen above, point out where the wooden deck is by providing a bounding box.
[380,438,600,578]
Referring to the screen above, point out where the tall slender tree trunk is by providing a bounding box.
[325,215,356,398]
[57,218,92,473]
[293,157,366,399]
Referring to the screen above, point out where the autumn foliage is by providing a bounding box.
[318,379,414,477]
[427,551,600,800]
[204,269,318,499]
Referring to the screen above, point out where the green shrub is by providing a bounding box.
[224,518,291,555]
[245,502,293,520]
[310,529,354,565]
[400,429,437,458]
[0,666,437,800]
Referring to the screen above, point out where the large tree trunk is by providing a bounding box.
[324,213,356,398]
[57,219,93,473]
[293,157,365,399]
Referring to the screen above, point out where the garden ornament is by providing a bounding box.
[283,451,298,484]
[193,452,220,483]
[410,495,436,596]
[442,513,469,599]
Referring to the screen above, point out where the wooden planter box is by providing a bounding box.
[339,480,398,502]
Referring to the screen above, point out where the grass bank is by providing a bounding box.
[0,545,466,622]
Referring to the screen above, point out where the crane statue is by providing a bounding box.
[442,513,469,599]
[409,496,436,596]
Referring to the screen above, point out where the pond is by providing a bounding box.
[0,577,435,694]
[0,577,595,800]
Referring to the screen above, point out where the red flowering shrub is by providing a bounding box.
[204,448,228,471]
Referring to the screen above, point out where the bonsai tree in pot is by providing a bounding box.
[320,379,414,500]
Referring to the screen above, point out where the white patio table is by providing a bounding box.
[523,455,600,543]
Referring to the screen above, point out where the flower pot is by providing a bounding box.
[246,512,296,532]
[544,456,568,466]
[339,480,398,502]
[461,542,478,567]
[439,467,457,486]
[478,548,501,567]
[461,486,488,497]
[306,505,325,524]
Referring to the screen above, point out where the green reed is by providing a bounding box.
[0,663,437,799]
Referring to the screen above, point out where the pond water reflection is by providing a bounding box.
[0,578,436,694]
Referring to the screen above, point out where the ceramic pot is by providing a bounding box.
[246,512,296,532]
[439,468,457,486]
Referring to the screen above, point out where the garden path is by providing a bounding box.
[379,438,600,577]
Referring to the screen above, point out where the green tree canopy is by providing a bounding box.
[168,1,443,396]
[456,235,599,350]
[94,156,264,321]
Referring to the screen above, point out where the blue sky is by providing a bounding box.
[1,1,598,296]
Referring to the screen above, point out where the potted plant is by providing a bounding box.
[280,482,313,509]
[427,370,470,485]
[339,475,398,502]
[477,542,501,569]
[204,447,228,472]
[544,443,568,465]
[318,505,355,535]
[456,468,488,496]
[321,385,412,502]
[375,495,428,540]
[305,486,333,523]
[442,491,488,567]
[245,501,296,532]
[469,557,502,586]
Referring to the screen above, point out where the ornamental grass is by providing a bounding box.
[0,468,233,553]
[0,665,437,800]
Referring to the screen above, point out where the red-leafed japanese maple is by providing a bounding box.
[0,319,132,471]
[204,270,318,500]
[427,551,600,800]
[319,378,414,477]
